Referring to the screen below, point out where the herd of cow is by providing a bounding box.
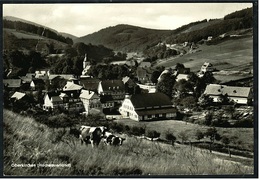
[70,126,126,148]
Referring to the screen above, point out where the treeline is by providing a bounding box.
[166,7,253,44]
[224,7,253,20]
[3,19,73,45]
[169,17,252,44]
[173,19,208,34]
[3,50,47,78]
[143,44,179,62]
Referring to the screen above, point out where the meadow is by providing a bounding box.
[3,109,254,176]
[155,36,253,72]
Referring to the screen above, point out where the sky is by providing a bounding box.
[3,3,253,37]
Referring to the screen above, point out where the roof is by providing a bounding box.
[139,62,151,68]
[176,74,189,82]
[63,82,83,91]
[136,107,177,116]
[31,79,45,84]
[51,96,63,102]
[80,89,96,99]
[59,93,69,98]
[46,91,61,99]
[202,62,213,67]
[101,80,125,92]
[130,93,173,108]
[3,79,21,88]
[204,84,251,98]
[49,74,74,80]
[80,78,100,91]
[11,92,26,100]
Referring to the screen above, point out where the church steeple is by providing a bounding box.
[83,53,88,69]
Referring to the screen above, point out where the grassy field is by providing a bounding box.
[155,36,253,72]
[3,109,254,176]
[115,119,254,152]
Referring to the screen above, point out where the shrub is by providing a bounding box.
[111,167,142,176]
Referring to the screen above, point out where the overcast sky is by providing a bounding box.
[3,3,252,37]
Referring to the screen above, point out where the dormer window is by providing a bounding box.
[218,89,221,92]
[233,90,237,93]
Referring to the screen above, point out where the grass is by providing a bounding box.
[3,109,254,176]
[115,119,254,152]
[154,36,253,72]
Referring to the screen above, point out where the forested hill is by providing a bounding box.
[75,7,253,52]
[3,16,73,45]
[74,24,172,52]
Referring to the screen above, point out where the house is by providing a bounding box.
[19,73,35,83]
[80,89,102,115]
[203,84,252,105]
[63,81,83,92]
[139,62,151,68]
[119,93,177,121]
[136,67,154,84]
[176,74,189,82]
[35,70,49,79]
[200,62,214,74]
[43,91,84,112]
[10,92,26,101]
[3,79,22,90]
[43,91,65,111]
[98,80,125,108]
[30,79,45,90]
[48,74,74,84]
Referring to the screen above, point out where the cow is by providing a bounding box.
[103,132,126,146]
[79,126,107,147]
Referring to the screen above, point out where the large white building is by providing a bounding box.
[119,92,176,121]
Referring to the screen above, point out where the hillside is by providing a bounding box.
[75,7,252,53]
[3,16,74,52]
[74,24,172,52]
[4,109,254,176]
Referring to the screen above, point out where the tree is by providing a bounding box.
[205,127,222,152]
[198,94,213,108]
[180,96,197,109]
[146,130,160,141]
[156,73,175,98]
[151,70,161,84]
[221,136,231,157]
[165,132,176,146]
[218,93,233,105]
[204,112,213,126]
[195,130,204,141]
[178,131,188,144]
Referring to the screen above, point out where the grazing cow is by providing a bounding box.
[104,132,126,146]
[79,126,107,147]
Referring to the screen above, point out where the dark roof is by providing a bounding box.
[46,91,61,99]
[131,93,173,108]
[3,79,21,88]
[32,79,45,84]
[80,78,100,91]
[101,80,125,92]
[136,107,177,116]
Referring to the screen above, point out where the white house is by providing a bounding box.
[119,92,177,121]
[200,62,214,74]
[204,84,252,105]
[80,89,102,115]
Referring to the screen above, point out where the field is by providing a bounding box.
[115,119,254,152]
[155,36,253,72]
[3,109,254,176]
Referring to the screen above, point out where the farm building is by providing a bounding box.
[119,92,177,121]
[3,79,22,90]
[204,84,252,105]
[176,74,189,82]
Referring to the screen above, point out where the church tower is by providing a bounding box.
[83,53,88,69]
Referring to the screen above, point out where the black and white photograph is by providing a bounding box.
[2,2,257,177]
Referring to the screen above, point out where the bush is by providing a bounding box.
[111,167,142,176]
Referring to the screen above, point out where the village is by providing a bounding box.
[4,52,253,125]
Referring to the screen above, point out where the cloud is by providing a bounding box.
[3,3,252,37]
